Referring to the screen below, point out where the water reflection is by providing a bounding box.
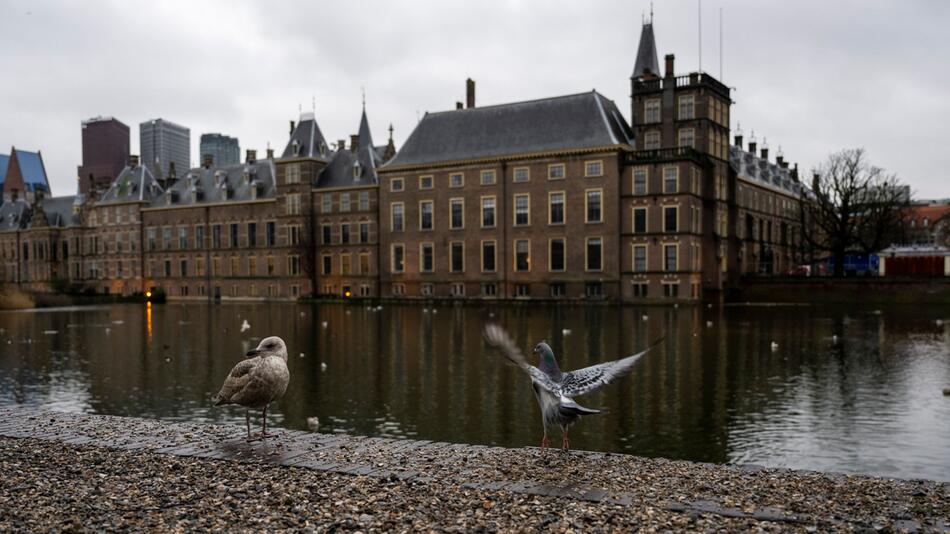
[1,302,949,481]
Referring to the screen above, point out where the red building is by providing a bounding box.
[77,116,130,196]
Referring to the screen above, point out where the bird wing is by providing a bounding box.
[559,338,663,397]
[483,323,560,392]
[212,357,259,406]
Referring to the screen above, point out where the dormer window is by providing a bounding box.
[292,140,300,157]
[353,162,361,180]
[320,142,327,157]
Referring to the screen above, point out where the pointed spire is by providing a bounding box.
[358,105,374,151]
[632,11,660,78]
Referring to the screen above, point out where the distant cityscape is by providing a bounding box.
[1,19,947,302]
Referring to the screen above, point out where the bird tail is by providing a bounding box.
[559,398,601,416]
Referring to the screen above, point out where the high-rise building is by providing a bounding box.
[140,118,190,183]
[77,116,130,195]
[199,133,240,167]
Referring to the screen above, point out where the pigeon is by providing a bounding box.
[307,416,320,431]
[240,319,251,333]
[484,324,660,452]
[212,336,290,441]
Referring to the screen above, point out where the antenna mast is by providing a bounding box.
[698,0,702,73]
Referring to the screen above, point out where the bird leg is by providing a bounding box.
[245,410,251,440]
[540,431,550,452]
[259,405,277,439]
[561,428,570,452]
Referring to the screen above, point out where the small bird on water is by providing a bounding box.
[484,324,660,452]
[212,336,290,441]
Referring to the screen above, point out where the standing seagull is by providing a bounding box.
[212,336,290,441]
[484,324,660,452]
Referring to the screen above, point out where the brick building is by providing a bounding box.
[77,116,130,196]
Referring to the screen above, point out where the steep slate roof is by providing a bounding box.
[316,109,383,188]
[99,164,164,204]
[632,22,660,78]
[150,159,277,208]
[384,91,634,168]
[0,149,51,194]
[38,195,81,228]
[0,199,30,231]
[729,145,804,197]
[281,112,330,160]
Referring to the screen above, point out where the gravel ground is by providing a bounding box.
[1,438,775,533]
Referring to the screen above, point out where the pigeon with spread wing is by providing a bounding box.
[484,324,660,451]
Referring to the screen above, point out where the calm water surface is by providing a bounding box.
[1,301,948,481]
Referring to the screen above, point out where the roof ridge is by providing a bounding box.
[422,90,608,117]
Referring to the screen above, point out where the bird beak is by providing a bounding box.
[246,349,262,357]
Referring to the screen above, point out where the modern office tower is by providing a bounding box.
[200,133,240,167]
[140,118,190,183]
[77,116,130,195]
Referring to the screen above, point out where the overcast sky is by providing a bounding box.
[1,0,947,197]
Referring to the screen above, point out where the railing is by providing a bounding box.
[627,146,706,165]
[633,72,730,97]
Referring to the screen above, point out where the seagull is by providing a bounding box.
[484,324,660,452]
[212,336,290,441]
[770,341,779,351]
[561,328,571,335]
[240,319,251,333]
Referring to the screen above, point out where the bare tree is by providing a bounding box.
[799,148,909,276]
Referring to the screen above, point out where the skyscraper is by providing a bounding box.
[77,116,130,195]
[199,133,240,166]
[140,118,190,182]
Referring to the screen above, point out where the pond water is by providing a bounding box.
[1,301,948,481]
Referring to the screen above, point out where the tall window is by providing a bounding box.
[663,206,678,232]
[644,131,661,150]
[266,222,275,246]
[678,94,695,120]
[584,161,603,177]
[321,194,331,214]
[663,167,678,193]
[514,194,530,226]
[286,193,301,215]
[230,224,241,247]
[147,228,156,251]
[359,222,369,243]
[549,192,565,225]
[178,227,188,249]
[247,223,257,247]
[633,245,647,272]
[513,167,530,183]
[664,244,678,272]
[482,241,496,272]
[340,193,351,212]
[420,243,434,273]
[480,169,496,185]
[359,253,370,275]
[645,99,661,123]
[633,207,647,233]
[420,200,434,230]
[322,224,332,245]
[449,173,463,187]
[391,244,405,273]
[481,197,496,227]
[162,228,172,250]
[549,238,565,272]
[341,223,350,244]
[450,198,464,229]
[450,242,464,272]
[359,191,369,211]
[322,255,332,275]
[286,164,301,184]
[289,225,301,245]
[212,225,221,248]
[586,190,602,223]
[515,240,530,272]
[586,237,603,271]
[391,203,404,231]
[633,169,648,195]
[340,254,351,275]
[678,128,695,148]
[548,164,565,180]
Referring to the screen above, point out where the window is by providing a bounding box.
[633,207,647,233]
[644,131,661,150]
[340,193,351,212]
[664,244,678,272]
[248,257,257,276]
[289,225,301,245]
[549,192,565,225]
[678,128,695,148]
[359,253,370,275]
[663,167,678,193]
[481,240,496,272]
[266,222,276,246]
[549,238,565,272]
[248,223,257,247]
[633,169,648,195]
[212,225,221,248]
[230,224,239,247]
[391,203,404,231]
[550,283,566,298]
[147,228,157,251]
[359,191,369,211]
[678,94,695,120]
[449,173,463,187]
[419,175,433,189]
[391,244,404,273]
[548,164,565,180]
[513,167,529,183]
[266,256,275,275]
[286,193,301,215]
[322,224,332,245]
[392,283,405,296]
[633,245,647,272]
[586,237,603,271]
[584,161,603,177]
[585,282,603,297]
[450,198,464,229]
[663,282,679,298]
[481,283,497,296]
[515,240,530,272]
[420,200,434,230]
[164,260,171,277]
[515,284,530,297]
[322,255,332,275]
[341,223,350,244]
[633,282,648,297]
[514,194,530,226]
[645,99,661,123]
[285,164,301,184]
[480,169,496,185]
[421,283,434,296]
[162,228,172,250]
[359,222,369,244]
[585,190,602,223]
[340,254,351,275]
[391,178,404,192]
[420,243,434,273]
[481,197,496,228]
[321,194,332,214]
[450,242,464,273]
[664,206,678,232]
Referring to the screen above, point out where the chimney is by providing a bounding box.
[466,78,475,108]
[793,163,800,180]
[350,134,360,152]
[812,172,820,193]
[734,133,743,147]
[266,148,274,160]
[289,120,296,135]
[664,54,675,78]
[776,154,784,167]
[337,139,346,151]
[202,154,213,168]
[129,154,140,168]
[748,140,757,155]
[245,149,257,164]
[760,146,769,161]
[456,101,463,110]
